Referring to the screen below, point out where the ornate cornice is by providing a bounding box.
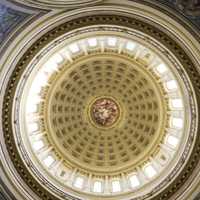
[0,177,17,200]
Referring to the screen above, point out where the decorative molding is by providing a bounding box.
[0,175,17,200]
[6,0,104,10]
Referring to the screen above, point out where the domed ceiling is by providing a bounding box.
[1,1,200,200]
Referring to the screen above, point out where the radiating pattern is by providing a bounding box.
[21,33,186,196]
